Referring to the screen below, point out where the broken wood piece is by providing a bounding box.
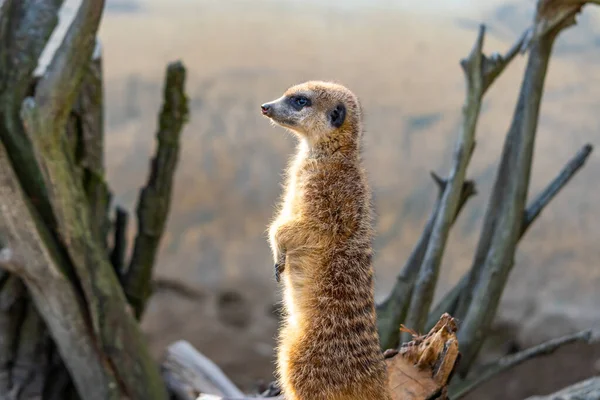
[162,341,245,399]
[386,313,460,400]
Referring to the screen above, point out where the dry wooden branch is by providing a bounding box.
[0,0,64,229]
[69,40,111,246]
[124,61,189,318]
[10,301,49,399]
[426,143,593,330]
[525,376,600,400]
[449,329,595,399]
[15,2,169,397]
[522,143,593,235]
[377,23,530,350]
[162,341,246,400]
[401,25,487,342]
[454,0,594,375]
[0,274,25,394]
[0,141,121,399]
[377,175,476,350]
[387,313,460,400]
[396,21,533,345]
[34,0,105,131]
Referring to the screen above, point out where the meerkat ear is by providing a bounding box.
[329,104,346,128]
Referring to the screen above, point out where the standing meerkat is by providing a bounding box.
[260,81,391,400]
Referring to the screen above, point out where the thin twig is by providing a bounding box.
[449,330,595,399]
[522,143,593,235]
[426,143,593,330]
[124,61,189,318]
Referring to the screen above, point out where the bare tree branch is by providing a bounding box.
[10,301,49,399]
[525,376,600,400]
[0,274,25,394]
[21,97,170,399]
[427,143,593,330]
[377,175,475,350]
[0,0,64,229]
[449,329,596,399]
[124,61,189,318]
[378,18,530,349]
[401,25,486,342]
[34,0,105,131]
[69,40,110,247]
[522,143,593,235]
[481,29,529,93]
[455,3,584,375]
[19,12,170,398]
[0,141,121,400]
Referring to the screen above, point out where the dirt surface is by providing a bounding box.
[99,0,600,397]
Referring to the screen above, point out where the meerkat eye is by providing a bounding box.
[295,97,308,107]
[289,96,310,110]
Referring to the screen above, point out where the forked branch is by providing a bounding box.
[426,143,593,330]
[449,329,596,399]
[455,0,596,375]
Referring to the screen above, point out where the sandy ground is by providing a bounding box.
[98,0,600,397]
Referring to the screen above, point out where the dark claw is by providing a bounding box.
[383,348,399,359]
[274,262,285,282]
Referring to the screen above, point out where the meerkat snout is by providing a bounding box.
[260,103,271,116]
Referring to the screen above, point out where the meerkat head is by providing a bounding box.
[260,81,362,145]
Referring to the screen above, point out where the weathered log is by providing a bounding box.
[0,143,122,399]
[525,377,600,400]
[386,313,459,400]
[162,341,246,400]
[18,0,169,394]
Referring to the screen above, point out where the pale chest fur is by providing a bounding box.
[275,142,313,225]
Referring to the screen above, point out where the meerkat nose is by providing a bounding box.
[261,104,271,115]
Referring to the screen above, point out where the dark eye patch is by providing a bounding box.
[287,95,311,111]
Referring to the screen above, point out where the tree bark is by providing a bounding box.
[0,1,188,398]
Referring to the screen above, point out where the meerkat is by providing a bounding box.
[260,81,391,400]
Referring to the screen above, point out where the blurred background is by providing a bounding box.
[99,1,600,398]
